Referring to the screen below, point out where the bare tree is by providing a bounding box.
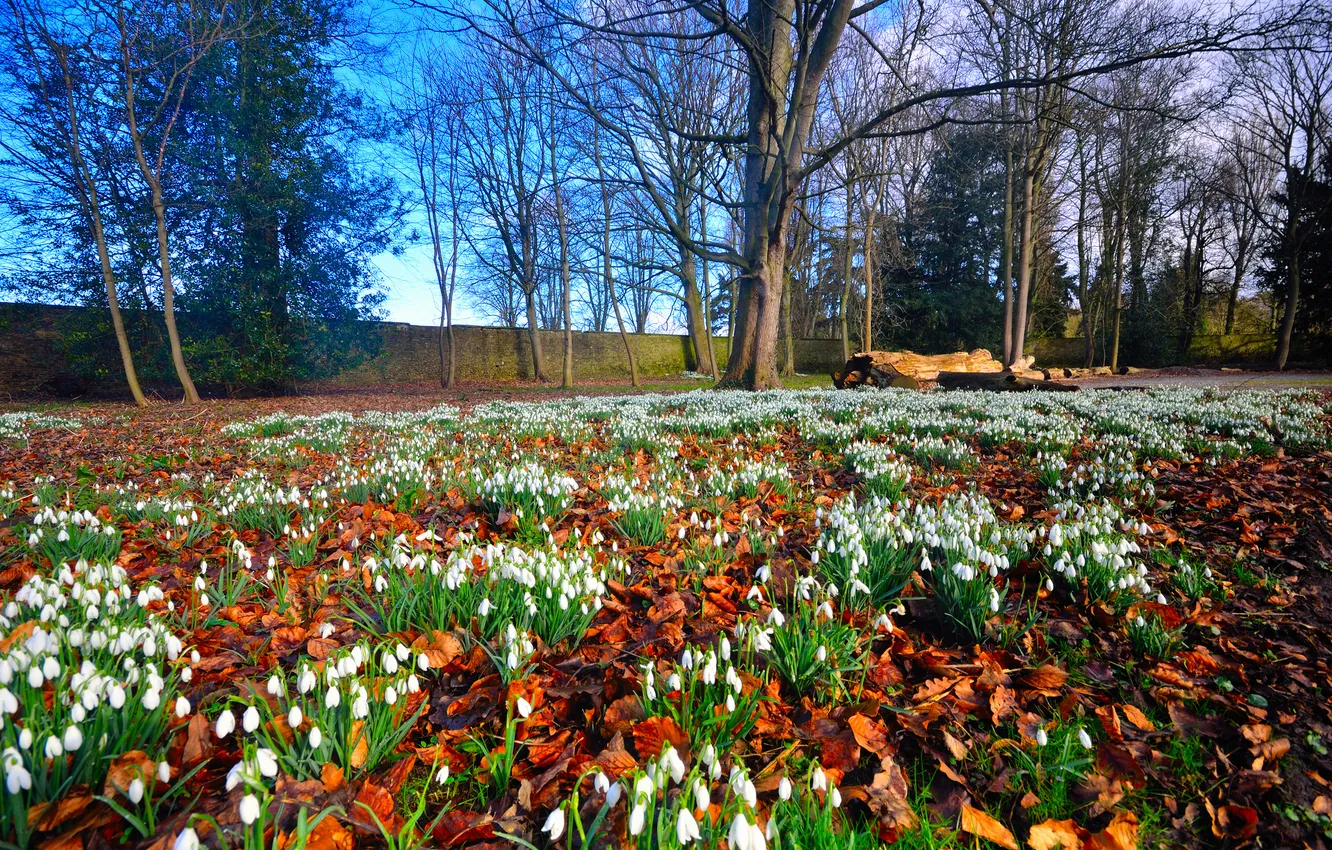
[1216,119,1275,334]
[0,0,147,404]
[1235,41,1332,369]
[107,0,229,403]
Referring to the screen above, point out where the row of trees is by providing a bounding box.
[1,0,1328,399]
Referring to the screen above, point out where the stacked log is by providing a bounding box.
[832,349,1044,389]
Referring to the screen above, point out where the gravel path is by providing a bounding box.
[1070,368,1332,390]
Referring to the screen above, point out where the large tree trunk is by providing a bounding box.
[723,243,786,390]
[1008,166,1037,369]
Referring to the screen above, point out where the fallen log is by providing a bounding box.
[935,370,1079,392]
[833,349,1041,389]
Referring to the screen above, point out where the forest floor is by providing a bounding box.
[0,384,1330,850]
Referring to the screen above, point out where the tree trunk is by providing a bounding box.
[93,214,147,406]
[1275,247,1300,370]
[1008,166,1037,369]
[1000,146,1016,365]
[592,118,637,386]
[861,207,877,352]
[780,271,795,376]
[680,254,713,375]
[1224,236,1248,335]
[525,289,547,382]
[149,186,200,403]
[700,198,720,381]
[840,181,853,361]
[723,242,786,390]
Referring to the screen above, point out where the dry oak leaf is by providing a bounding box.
[321,763,345,793]
[26,790,93,832]
[849,713,891,755]
[633,715,689,761]
[1207,800,1259,841]
[292,817,354,850]
[1086,812,1139,850]
[849,756,918,838]
[349,720,371,770]
[1028,818,1087,850]
[412,630,464,669]
[182,712,213,764]
[990,686,1018,722]
[354,781,397,830]
[1020,664,1069,695]
[1120,705,1155,732]
[103,750,157,798]
[959,804,1018,850]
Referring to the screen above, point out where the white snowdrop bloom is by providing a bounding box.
[629,803,647,835]
[692,777,710,810]
[215,710,236,738]
[516,697,533,718]
[62,725,83,752]
[812,767,827,790]
[778,775,792,800]
[1035,728,1049,747]
[831,786,842,808]
[729,813,754,850]
[255,748,278,778]
[289,706,303,728]
[175,697,191,718]
[128,778,145,804]
[309,727,323,749]
[43,736,63,759]
[541,808,565,841]
[677,808,702,845]
[172,827,200,850]
[243,705,260,733]
[816,645,827,662]
[159,762,171,783]
[239,794,261,825]
[325,685,341,709]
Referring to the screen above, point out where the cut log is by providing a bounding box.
[935,371,1079,392]
[832,349,1045,389]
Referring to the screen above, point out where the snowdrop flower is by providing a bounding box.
[516,697,533,718]
[43,736,62,759]
[830,786,842,808]
[62,725,82,752]
[812,767,827,791]
[309,727,323,749]
[243,705,260,733]
[239,794,261,825]
[542,808,565,841]
[215,710,236,739]
[629,803,647,835]
[325,685,341,709]
[1035,728,1049,747]
[435,764,450,785]
[729,813,754,850]
[1078,728,1094,750]
[593,771,610,794]
[677,808,702,844]
[128,778,145,804]
[172,827,200,850]
[159,762,171,784]
[255,748,278,778]
[778,775,792,801]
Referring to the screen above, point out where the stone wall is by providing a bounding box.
[0,302,848,398]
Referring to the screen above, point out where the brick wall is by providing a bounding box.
[0,302,848,398]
